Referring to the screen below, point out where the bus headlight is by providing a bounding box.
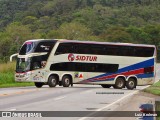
[20,74,25,78]
[16,74,19,77]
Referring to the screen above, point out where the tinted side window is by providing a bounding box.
[104,45,154,57]
[133,47,154,57]
[19,44,27,55]
[143,47,154,57]
[50,62,75,71]
[35,42,55,53]
[118,46,135,56]
[50,62,119,73]
[55,42,154,57]
[90,44,105,55]
[75,43,90,54]
[55,43,74,55]
[104,45,120,56]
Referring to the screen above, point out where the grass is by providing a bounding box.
[143,82,160,118]
[143,81,160,96]
[0,62,16,73]
[0,62,34,88]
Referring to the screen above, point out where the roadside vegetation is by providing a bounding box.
[0,0,160,63]
[0,62,34,88]
[0,0,160,88]
[143,81,160,96]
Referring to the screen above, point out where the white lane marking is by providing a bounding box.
[79,85,150,120]
[54,96,66,101]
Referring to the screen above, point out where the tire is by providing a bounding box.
[35,82,43,88]
[126,78,136,90]
[101,84,111,88]
[62,75,71,87]
[113,77,125,89]
[48,75,58,87]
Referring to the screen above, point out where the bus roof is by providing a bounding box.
[25,39,156,48]
[56,39,156,48]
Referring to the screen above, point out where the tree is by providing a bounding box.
[126,26,149,44]
[47,22,93,40]
[99,26,132,42]
[4,22,34,58]
[22,16,38,25]
[142,25,160,45]
[0,32,11,62]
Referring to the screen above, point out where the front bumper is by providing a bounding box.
[15,72,32,82]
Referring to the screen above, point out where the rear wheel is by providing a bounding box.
[113,77,125,89]
[101,84,111,88]
[126,78,136,90]
[35,82,43,88]
[48,75,58,87]
[62,75,71,87]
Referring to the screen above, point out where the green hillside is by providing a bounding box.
[0,0,160,62]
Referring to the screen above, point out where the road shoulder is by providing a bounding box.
[106,91,160,120]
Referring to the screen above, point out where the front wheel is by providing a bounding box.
[35,82,43,88]
[62,75,71,87]
[48,75,58,88]
[126,78,136,90]
[113,77,125,89]
[101,84,111,88]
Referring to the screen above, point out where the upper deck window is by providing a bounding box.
[35,42,55,53]
[54,42,155,57]
[19,42,35,55]
[55,43,74,55]
[19,40,56,55]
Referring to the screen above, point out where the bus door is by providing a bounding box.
[31,61,46,82]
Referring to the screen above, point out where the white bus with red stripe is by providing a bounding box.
[15,39,156,89]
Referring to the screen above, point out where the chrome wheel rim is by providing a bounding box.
[51,78,56,85]
[129,81,134,88]
[65,78,70,85]
[118,80,123,87]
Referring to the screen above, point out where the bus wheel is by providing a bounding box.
[62,75,71,87]
[113,77,125,89]
[48,75,57,87]
[126,78,136,90]
[101,84,111,88]
[35,82,43,88]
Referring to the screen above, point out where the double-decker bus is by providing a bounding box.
[14,39,156,90]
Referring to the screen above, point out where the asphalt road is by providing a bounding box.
[0,64,159,120]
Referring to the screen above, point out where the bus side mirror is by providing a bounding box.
[10,53,18,62]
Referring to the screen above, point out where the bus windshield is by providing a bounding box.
[19,42,35,55]
[17,40,57,72]
[16,58,31,73]
[19,40,56,55]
